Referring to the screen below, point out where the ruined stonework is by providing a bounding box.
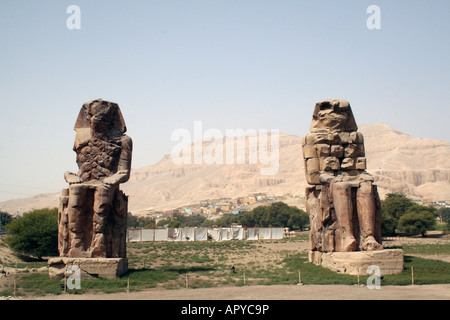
[303,99,383,253]
[57,99,132,259]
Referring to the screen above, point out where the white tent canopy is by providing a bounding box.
[127,227,286,242]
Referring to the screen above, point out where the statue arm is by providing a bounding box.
[103,135,133,185]
[64,171,83,184]
[319,173,335,184]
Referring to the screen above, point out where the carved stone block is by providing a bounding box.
[48,257,128,279]
[309,249,404,275]
[341,157,356,170]
[356,157,367,170]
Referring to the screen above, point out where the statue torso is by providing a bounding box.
[75,137,122,182]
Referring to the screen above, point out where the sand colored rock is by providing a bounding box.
[48,257,128,279]
[308,249,404,275]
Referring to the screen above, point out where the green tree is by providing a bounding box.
[437,207,450,223]
[436,207,450,233]
[217,202,309,230]
[214,214,239,227]
[287,211,309,231]
[244,206,267,227]
[164,213,208,228]
[266,202,291,227]
[5,208,58,259]
[167,218,182,228]
[397,205,437,237]
[127,213,157,228]
[0,211,13,229]
[381,193,415,235]
[156,218,170,228]
[381,211,397,236]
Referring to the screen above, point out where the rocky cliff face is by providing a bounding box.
[359,123,450,201]
[1,123,449,214]
[121,123,450,212]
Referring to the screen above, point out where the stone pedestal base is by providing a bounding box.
[48,257,128,279]
[309,249,404,275]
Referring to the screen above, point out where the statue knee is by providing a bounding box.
[68,185,87,207]
[358,181,373,195]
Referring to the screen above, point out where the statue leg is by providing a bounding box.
[58,188,70,256]
[332,182,357,252]
[112,189,128,258]
[357,181,383,251]
[90,184,115,257]
[67,184,88,257]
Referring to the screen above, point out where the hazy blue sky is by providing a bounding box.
[0,0,449,202]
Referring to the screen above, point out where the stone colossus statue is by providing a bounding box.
[58,99,132,258]
[303,99,383,252]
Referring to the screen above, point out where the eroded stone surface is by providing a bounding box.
[48,257,128,279]
[58,99,132,259]
[309,249,404,275]
[303,99,383,252]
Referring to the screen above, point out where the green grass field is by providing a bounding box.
[2,237,449,297]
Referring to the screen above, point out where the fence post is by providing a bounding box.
[64,273,67,294]
[357,268,360,286]
[411,266,415,285]
[356,261,360,285]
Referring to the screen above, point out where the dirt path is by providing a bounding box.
[28,283,450,300]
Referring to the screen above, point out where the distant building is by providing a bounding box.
[424,200,450,208]
[220,205,231,212]
[242,196,257,205]
[209,207,218,214]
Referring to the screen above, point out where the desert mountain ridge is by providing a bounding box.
[1,122,449,215]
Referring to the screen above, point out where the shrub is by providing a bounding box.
[397,205,437,236]
[5,208,58,259]
[381,193,415,235]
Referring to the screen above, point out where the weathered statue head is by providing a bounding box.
[311,99,358,133]
[74,99,127,139]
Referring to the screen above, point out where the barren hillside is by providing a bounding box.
[0,123,449,214]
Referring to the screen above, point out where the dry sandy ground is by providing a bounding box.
[27,283,450,300]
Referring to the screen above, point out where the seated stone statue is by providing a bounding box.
[303,99,383,252]
[58,99,132,258]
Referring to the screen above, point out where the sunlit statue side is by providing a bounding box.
[303,99,383,252]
